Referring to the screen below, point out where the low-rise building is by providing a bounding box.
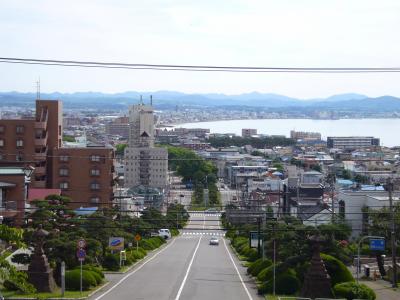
[327,136,380,149]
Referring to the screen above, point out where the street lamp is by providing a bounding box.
[23,165,35,178]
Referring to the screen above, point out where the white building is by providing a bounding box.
[338,189,400,238]
[124,102,168,189]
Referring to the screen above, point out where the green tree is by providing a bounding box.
[116,143,127,156]
[62,135,75,142]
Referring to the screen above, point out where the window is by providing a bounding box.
[59,182,69,190]
[90,155,101,162]
[0,126,4,133]
[59,168,69,176]
[0,153,3,160]
[0,139,4,147]
[16,153,23,161]
[59,155,69,162]
[90,169,100,176]
[16,125,24,134]
[90,182,100,190]
[16,139,24,147]
[90,196,100,205]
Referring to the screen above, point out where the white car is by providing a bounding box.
[158,229,171,239]
[209,237,219,246]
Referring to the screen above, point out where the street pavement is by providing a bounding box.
[90,212,262,300]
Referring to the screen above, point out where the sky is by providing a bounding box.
[0,0,400,98]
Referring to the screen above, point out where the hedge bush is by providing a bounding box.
[140,237,165,250]
[257,263,287,282]
[258,268,300,295]
[333,282,376,300]
[321,253,354,286]
[82,265,104,278]
[102,253,120,271]
[247,258,272,277]
[65,269,97,291]
[243,247,259,262]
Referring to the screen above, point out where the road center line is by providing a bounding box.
[174,236,203,300]
[223,239,254,300]
[93,238,177,300]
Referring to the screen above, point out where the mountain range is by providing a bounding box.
[0,91,399,111]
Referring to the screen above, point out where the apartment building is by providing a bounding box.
[105,117,129,138]
[51,147,115,208]
[124,103,168,189]
[327,136,380,149]
[290,130,321,140]
[0,100,62,188]
[0,99,115,209]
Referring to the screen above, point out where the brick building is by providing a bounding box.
[0,99,115,210]
[52,147,115,208]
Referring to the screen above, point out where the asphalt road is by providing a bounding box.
[91,213,261,300]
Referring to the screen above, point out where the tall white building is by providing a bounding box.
[124,102,168,189]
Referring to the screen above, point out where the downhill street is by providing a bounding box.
[90,213,261,300]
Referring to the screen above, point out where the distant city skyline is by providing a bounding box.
[1,0,400,98]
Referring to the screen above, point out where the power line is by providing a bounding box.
[1,57,400,73]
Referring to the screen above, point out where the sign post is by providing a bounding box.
[61,261,65,297]
[135,234,141,251]
[357,236,385,283]
[76,239,86,294]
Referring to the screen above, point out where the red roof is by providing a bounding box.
[28,188,61,202]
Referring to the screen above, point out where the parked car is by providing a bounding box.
[158,228,171,239]
[209,237,219,246]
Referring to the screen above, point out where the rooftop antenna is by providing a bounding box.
[36,78,41,100]
[150,95,153,106]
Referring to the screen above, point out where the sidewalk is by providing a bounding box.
[360,279,400,300]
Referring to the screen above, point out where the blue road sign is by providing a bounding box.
[370,239,385,251]
[77,248,86,261]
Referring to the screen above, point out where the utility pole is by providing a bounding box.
[388,177,398,288]
[330,173,336,222]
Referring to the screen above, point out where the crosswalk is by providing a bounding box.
[182,232,225,236]
[189,213,222,217]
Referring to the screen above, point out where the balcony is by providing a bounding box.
[34,150,47,161]
[34,121,47,130]
[34,166,46,175]
[35,135,48,147]
[33,180,46,188]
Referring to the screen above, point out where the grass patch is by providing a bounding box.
[1,286,99,298]
[264,295,279,300]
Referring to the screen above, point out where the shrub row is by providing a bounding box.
[247,258,272,277]
[102,237,164,271]
[333,282,376,300]
[231,236,260,262]
[65,268,104,291]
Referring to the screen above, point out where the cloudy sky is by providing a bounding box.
[1,0,400,98]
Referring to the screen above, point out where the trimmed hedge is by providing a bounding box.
[102,253,120,271]
[247,258,272,277]
[65,269,97,291]
[321,253,354,286]
[333,282,376,300]
[139,237,165,250]
[258,268,300,295]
